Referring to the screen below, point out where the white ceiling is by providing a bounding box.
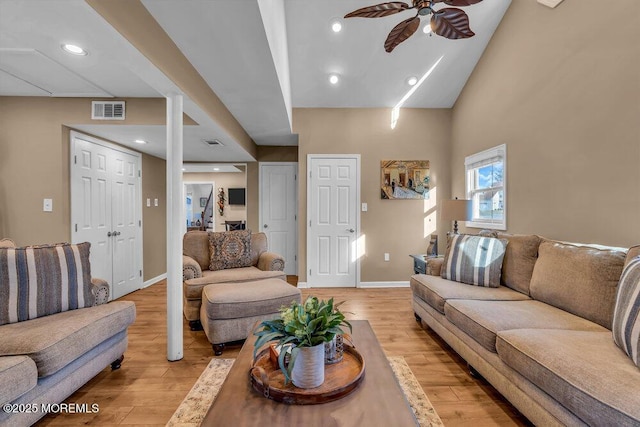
[0,0,512,161]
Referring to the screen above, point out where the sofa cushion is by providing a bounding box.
[183,267,286,299]
[625,245,640,267]
[183,231,210,271]
[441,235,507,287]
[612,256,640,367]
[0,356,37,405]
[496,233,541,295]
[0,301,135,377]
[208,230,253,271]
[0,238,16,248]
[445,299,607,353]
[529,240,626,329]
[0,242,93,325]
[496,329,640,426]
[201,279,301,320]
[410,274,529,314]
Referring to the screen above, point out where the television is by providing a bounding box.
[228,188,246,205]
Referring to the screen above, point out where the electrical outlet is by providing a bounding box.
[43,198,53,212]
[362,203,368,212]
[384,253,390,262]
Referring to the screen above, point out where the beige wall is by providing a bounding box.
[142,154,167,280]
[294,108,452,282]
[450,0,640,247]
[184,168,247,231]
[0,96,169,280]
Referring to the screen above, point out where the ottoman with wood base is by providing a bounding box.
[200,278,302,355]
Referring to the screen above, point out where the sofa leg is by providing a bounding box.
[213,343,225,356]
[414,312,422,323]
[467,363,482,379]
[111,355,124,370]
[189,320,203,331]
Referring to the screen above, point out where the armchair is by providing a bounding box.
[182,231,286,330]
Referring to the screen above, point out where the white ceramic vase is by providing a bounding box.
[291,343,325,388]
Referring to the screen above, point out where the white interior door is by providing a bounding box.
[71,132,143,300]
[260,163,297,275]
[307,155,360,287]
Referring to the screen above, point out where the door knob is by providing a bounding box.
[347,228,355,233]
[107,231,113,237]
[263,224,268,229]
[115,231,121,236]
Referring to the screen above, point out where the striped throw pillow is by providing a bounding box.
[441,234,507,288]
[612,256,640,368]
[0,242,93,325]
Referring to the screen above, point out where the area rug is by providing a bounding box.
[167,356,443,427]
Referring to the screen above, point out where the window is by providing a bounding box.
[465,144,506,230]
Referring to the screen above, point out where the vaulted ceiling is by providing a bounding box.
[0,0,511,161]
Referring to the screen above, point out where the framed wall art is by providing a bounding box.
[381,160,430,200]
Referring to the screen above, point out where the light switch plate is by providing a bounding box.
[146,198,151,207]
[43,198,53,212]
[361,203,367,212]
[154,198,159,207]
[537,0,564,8]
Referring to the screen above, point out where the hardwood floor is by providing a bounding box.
[36,280,531,426]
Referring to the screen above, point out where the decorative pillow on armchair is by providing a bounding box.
[441,234,507,288]
[208,230,253,271]
[0,242,93,325]
[612,256,640,368]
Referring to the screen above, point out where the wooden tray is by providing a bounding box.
[249,345,365,405]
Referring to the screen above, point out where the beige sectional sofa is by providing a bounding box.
[0,239,136,427]
[411,233,640,426]
[182,231,286,329]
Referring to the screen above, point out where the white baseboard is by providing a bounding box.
[298,281,409,289]
[358,281,410,288]
[143,273,167,288]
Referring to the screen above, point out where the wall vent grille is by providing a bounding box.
[92,101,125,120]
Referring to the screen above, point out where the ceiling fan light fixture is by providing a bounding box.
[423,23,432,34]
[329,74,339,85]
[331,20,343,33]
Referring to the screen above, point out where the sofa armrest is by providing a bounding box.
[183,255,203,280]
[90,278,110,306]
[257,251,285,272]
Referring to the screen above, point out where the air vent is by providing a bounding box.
[203,139,224,147]
[92,101,125,120]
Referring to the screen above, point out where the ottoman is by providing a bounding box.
[200,278,302,355]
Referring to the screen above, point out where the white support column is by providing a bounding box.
[166,93,184,361]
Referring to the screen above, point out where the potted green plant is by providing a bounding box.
[253,296,352,388]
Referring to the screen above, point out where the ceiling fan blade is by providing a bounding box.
[441,0,483,6]
[431,7,475,39]
[345,2,410,18]
[384,16,420,52]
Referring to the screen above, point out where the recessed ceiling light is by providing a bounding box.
[213,168,220,171]
[61,44,87,56]
[329,74,339,85]
[423,24,432,34]
[134,139,147,144]
[331,20,342,33]
[182,168,186,172]
[407,76,418,86]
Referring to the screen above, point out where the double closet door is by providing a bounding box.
[70,132,143,299]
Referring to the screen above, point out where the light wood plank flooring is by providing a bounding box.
[36,280,531,426]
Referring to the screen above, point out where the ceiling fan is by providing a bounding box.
[344,0,483,53]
